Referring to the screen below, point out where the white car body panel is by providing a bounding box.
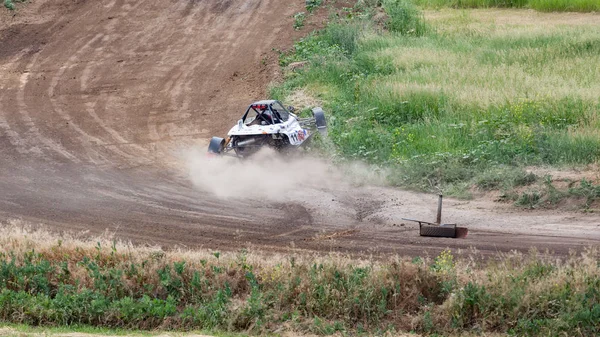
[227,113,312,146]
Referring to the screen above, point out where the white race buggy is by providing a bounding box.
[207,100,327,158]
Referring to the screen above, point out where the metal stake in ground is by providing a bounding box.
[436,194,443,224]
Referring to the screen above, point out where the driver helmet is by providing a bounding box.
[261,107,274,124]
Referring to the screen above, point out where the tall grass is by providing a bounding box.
[274,2,600,195]
[412,0,600,12]
[0,223,598,335]
[529,0,600,12]
[382,0,429,35]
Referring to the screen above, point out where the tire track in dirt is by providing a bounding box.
[47,33,112,165]
[15,51,80,162]
[44,0,147,165]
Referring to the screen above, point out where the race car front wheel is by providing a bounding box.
[208,137,225,154]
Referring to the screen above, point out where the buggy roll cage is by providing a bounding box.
[241,101,289,125]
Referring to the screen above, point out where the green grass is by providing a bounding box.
[0,323,246,336]
[0,225,598,336]
[0,323,160,336]
[412,0,600,12]
[274,1,600,196]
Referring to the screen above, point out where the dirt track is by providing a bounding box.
[1,0,599,257]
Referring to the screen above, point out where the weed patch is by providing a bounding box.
[511,176,600,209]
[293,12,307,30]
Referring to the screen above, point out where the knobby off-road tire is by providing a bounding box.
[312,107,327,136]
[208,137,225,154]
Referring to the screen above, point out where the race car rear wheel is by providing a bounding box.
[208,137,225,154]
[312,107,327,136]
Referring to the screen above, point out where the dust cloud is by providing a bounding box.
[184,147,386,200]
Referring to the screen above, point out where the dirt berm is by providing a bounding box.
[0,0,598,257]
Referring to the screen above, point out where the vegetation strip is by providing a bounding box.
[0,325,218,336]
[0,225,599,336]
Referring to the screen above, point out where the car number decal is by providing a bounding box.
[297,130,305,141]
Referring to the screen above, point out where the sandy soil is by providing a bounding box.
[0,1,598,258]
